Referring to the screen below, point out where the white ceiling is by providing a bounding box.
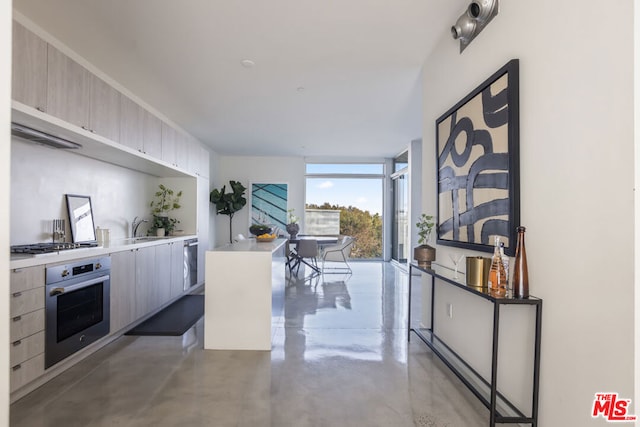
[14,0,465,158]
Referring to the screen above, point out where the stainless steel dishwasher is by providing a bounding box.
[183,238,198,291]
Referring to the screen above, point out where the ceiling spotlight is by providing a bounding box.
[451,14,476,42]
[240,59,255,68]
[469,0,497,21]
[452,0,499,53]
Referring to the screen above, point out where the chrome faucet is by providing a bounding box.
[131,216,148,238]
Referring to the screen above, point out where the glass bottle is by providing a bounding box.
[512,226,529,298]
[488,236,507,295]
[499,241,509,283]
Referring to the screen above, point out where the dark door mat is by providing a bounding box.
[125,295,204,336]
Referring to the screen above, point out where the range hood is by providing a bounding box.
[11,122,82,149]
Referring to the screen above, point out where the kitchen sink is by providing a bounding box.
[123,236,169,243]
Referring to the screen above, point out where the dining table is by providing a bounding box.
[287,235,339,273]
[288,235,339,245]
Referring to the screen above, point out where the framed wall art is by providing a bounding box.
[250,183,288,230]
[436,59,520,256]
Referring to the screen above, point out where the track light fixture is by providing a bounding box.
[451,0,499,53]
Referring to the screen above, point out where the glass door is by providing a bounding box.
[391,173,408,264]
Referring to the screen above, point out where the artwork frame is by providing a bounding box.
[436,59,520,256]
[249,182,289,232]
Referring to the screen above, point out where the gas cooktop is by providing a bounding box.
[11,242,99,255]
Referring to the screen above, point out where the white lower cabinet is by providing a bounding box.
[9,265,45,392]
[157,241,184,304]
[9,239,190,395]
[156,243,172,307]
[135,246,157,319]
[110,250,137,334]
[170,241,184,298]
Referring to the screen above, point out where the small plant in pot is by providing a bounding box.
[414,213,436,268]
[148,184,182,236]
[285,208,300,239]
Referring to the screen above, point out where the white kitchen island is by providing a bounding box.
[204,238,286,351]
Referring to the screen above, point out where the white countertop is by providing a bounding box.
[211,238,286,253]
[10,235,197,269]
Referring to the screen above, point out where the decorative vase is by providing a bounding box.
[286,223,300,239]
[414,245,436,268]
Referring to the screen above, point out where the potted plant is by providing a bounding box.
[285,208,300,239]
[210,180,247,243]
[148,184,182,236]
[414,213,436,268]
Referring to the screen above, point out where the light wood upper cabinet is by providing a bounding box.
[47,44,90,130]
[143,110,162,159]
[119,94,145,152]
[89,74,120,142]
[175,131,189,170]
[12,22,47,111]
[187,137,209,178]
[161,122,177,166]
[11,19,202,175]
[120,95,163,160]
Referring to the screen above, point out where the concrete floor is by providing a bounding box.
[11,262,488,427]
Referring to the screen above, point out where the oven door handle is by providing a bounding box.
[49,274,110,296]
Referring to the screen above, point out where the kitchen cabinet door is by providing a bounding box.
[155,243,172,307]
[175,131,189,170]
[110,250,137,334]
[135,246,157,318]
[119,94,144,152]
[170,241,184,298]
[161,122,177,166]
[199,144,210,178]
[89,74,120,142]
[143,110,162,159]
[12,21,47,111]
[47,45,90,129]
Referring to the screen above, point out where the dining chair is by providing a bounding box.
[321,236,355,274]
[292,239,319,276]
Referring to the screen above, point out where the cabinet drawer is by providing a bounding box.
[11,309,45,342]
[10,287,44,318]
[11,266,45,294]
[10,331,45,366]
[10,353,45,393]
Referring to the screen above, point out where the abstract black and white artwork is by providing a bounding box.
[436,59,520,256]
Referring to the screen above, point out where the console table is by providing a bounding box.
[407,263,542,427]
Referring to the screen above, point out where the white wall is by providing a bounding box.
[422,1,634,426]
[10,138,197,244]
[1,3,11,426]
[214,156,305,247]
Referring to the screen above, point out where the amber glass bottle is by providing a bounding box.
[488,237,507,295]
[512,226,529,298]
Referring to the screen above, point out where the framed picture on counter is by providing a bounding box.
[249,183,288,231]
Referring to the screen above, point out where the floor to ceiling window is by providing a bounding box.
[391,151,409,264]
[305,163,384,259]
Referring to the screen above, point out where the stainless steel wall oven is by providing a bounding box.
[45,257,110,368]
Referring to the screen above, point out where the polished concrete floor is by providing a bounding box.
[11,262,488,427]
